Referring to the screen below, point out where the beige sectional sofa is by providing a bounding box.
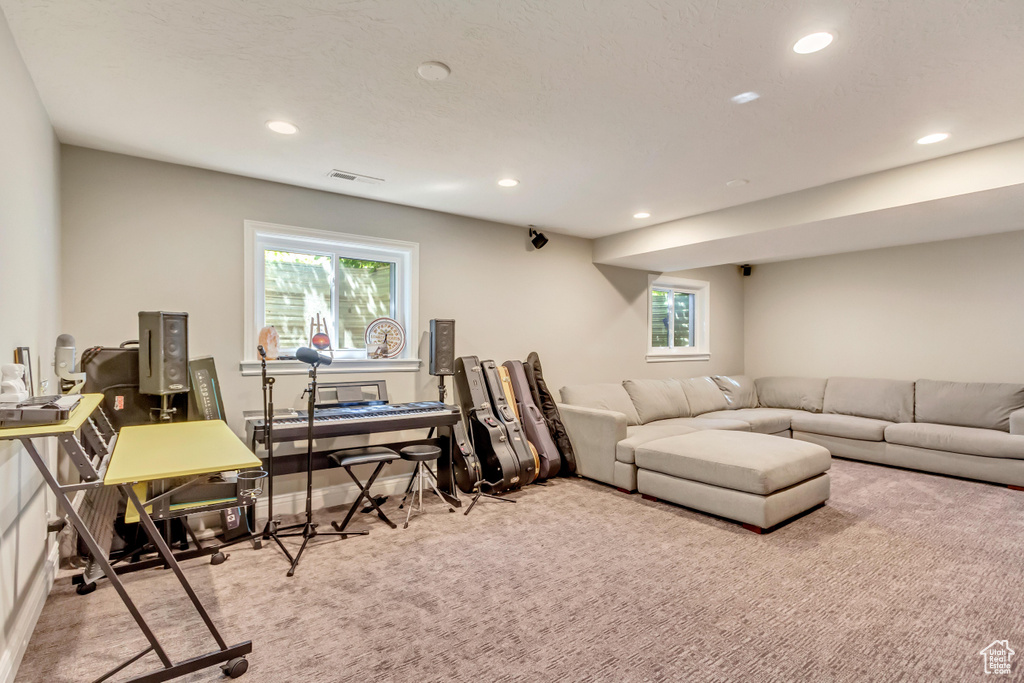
[559,375,1024,494]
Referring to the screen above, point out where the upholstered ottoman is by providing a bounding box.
[634,430,831,533]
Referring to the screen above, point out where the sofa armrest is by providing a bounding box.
[558,403,628,487]
[1011,408,1024,436]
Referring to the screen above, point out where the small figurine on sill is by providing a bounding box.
[0,364,30,404]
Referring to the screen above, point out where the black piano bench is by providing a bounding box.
[397,444,454,528]
[329,447,401,533]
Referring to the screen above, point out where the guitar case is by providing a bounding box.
[480,360,537,486]
[524,352,577,474]
[451,420,483,494]
[497,365,541,477]
[454,356,523,492]
[503,360,561,479]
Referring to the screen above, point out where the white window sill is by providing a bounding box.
[239,357,422,377]
[645,352,711,363]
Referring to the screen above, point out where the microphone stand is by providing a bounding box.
[257,348,296,566]
[278,355,366,578]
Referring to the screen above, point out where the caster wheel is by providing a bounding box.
[210,552,227,566]
[221,657,248,678]
[76,582,97,596]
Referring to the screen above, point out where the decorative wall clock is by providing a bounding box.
[365,317,406,359]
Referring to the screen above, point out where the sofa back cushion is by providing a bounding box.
[823,377,915,423]
[915,379,1024,432]
[713,375,758,410]
[754,377,827,413]
[678,377,729,415]
[560,383,642,426]
[622,379,690,424]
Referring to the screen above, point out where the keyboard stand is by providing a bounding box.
[1,395,255,681]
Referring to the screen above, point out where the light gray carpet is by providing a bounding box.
[16,458,1024,682]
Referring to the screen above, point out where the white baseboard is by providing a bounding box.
[186,473,419,537]
[253,472,415,518]
[0,543,59,683]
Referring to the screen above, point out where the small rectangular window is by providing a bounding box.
[244,221,418,370]
[647,276,709,362]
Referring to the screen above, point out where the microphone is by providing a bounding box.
[54,334,86,394]
[258,345,266,359]
[296,346,332,367]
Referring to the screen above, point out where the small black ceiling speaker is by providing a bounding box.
[740,264,752,277]
[529,228,549,250]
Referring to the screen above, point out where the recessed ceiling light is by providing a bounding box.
[917,132,949,145]
[633,212,651,219]
[266,120,298,135]
[417,61,451,81]
[730,92,760,104]
[793,32,834,54]
[498,178,519,187]
[726,179,749,187]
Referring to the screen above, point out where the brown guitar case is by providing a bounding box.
[524,351,577,474]
[502,360,560,479]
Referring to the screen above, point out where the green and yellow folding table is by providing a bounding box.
[0,394,257,681]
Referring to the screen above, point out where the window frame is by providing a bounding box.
[646,274,710,363]
[242,220,420,376]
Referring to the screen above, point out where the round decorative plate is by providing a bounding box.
[364,317,406,358]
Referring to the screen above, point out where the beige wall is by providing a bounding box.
[744,230,1024,384]
[59,146,744,501]
[0,10,60,682]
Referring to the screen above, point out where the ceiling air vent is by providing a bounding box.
[327,169,384,185]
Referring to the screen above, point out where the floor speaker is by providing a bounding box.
[429,319,455,376]
[138,311,189,395]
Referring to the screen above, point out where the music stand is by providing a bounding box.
[276,348,367,577]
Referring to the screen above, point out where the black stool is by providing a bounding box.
[398,444,453,528]
[329,447,401,533]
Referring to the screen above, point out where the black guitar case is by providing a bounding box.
[480,360,537,486]
[454,356,523,492]
[451,421,483,494]
[503,360,560,479]
[525,352,577,474]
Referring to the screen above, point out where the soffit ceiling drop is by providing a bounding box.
[3,0,1024,267]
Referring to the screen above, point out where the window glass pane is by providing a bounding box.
[264,250,333,350]
[651,289,670,348]
[673,292,693,347]
[337,258,393,349]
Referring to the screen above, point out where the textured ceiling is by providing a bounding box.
[3,0,1024,244]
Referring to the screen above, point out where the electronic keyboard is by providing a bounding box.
[245,401,461,445]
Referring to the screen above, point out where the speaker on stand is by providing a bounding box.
[138,311,190,422]
[429,319,455,403]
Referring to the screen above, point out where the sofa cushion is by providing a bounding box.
[712,375,758,409]
[618,423,699,463]
[790,412,893,442]
[885,422,1024,460]
[622,378,690,424]
[823,377,915,423]
[754,377,827,413]
[659,417,752,432]
[698,408,794,434]
[560,383,642,426]
[915,379,1024,432]
[679,377,729,415]
[634,431,831,496]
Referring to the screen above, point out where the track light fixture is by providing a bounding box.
[529,227,549,250]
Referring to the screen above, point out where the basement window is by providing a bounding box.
[647,275,710,362]
[241,220,420,375]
